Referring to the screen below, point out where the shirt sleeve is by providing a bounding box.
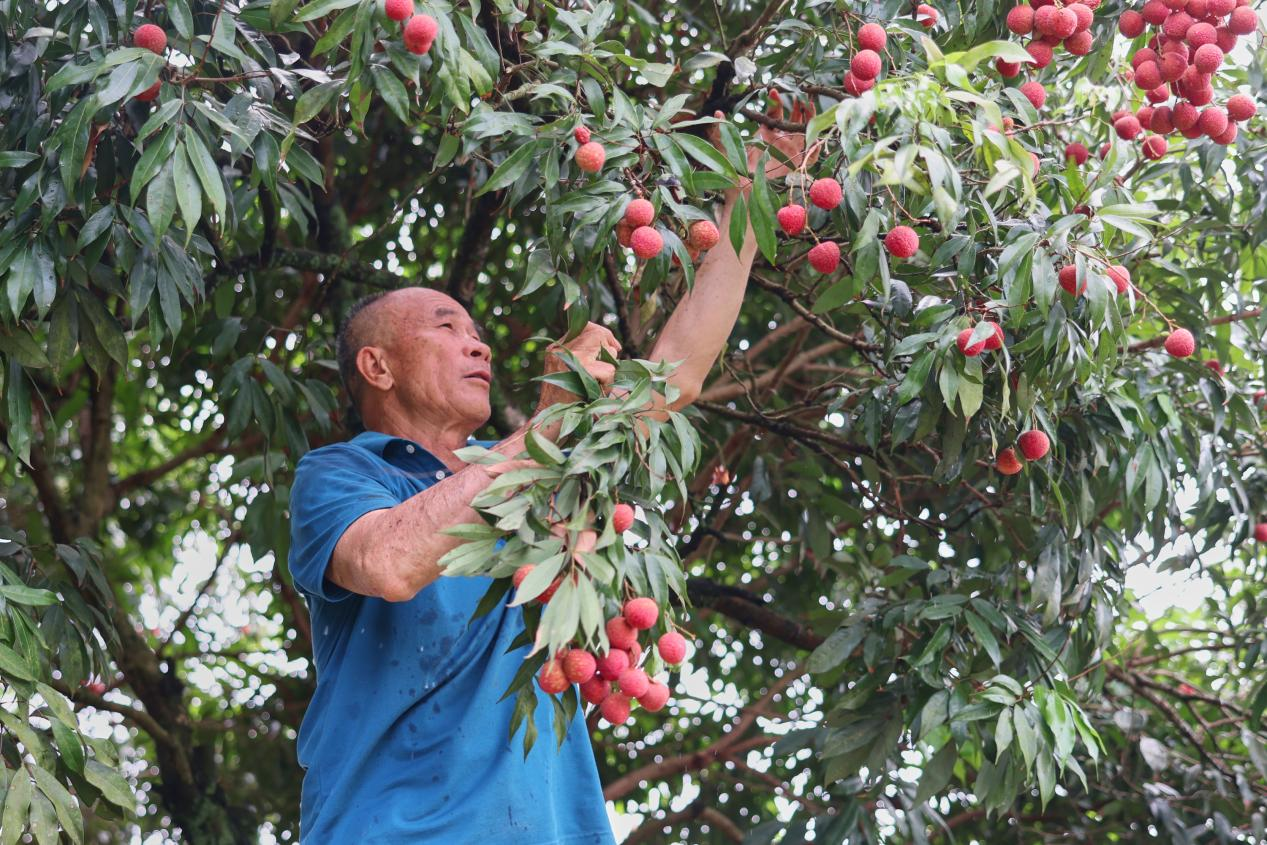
[287,445,403,602]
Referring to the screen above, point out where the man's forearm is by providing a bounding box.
[649,196,760,405]
[333,424,542,602]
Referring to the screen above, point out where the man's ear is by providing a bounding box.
[356,346,394,393]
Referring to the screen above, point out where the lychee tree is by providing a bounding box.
[1,0,1266,841]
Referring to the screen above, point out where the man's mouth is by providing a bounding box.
[465,371,491,385]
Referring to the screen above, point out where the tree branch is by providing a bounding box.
[1127,307,1262,352]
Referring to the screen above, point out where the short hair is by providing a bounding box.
[335,291,390,434]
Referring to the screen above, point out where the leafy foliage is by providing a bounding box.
[0,0,1265,841]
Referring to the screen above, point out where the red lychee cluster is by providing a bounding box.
[843,23,888,95]
[536,596,690,726]
[956,321,1006,356]
[613,195,720,263]
[1118,0,1260,151]
[384,0,438,56]
[1001,0,1101,79]
[997,429,1051,473]
[131,23,167,102]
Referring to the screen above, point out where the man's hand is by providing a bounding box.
[535,322,622,413]
[710,90,819,203]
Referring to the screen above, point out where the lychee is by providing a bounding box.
[574,125,591,144]
[1026,41,1054,68]
[638,681,671,712]
[1227,94,1257,121]
[624,597,658,630]
[1193,43,1224,72]
[1164,328,1195,357]
[1064,142,1090,165]
[1120,9,1146,36]
[606,616,639,650]
[403,13,438,54]
[1142,134,1168,159]
[657,631,687,664]
[688,220,720,251]
[538,658,570,694]
[1020,81,1047,110]
[1018,429,1050,460]
[916,4,938,27]
[1135,61,1162,90]
[983,321,1005,351]
[580,677,611,704]
[1007,5,1035,34]
[1227,5,1257,34]
[562,649,597,684]
[1255,523,1267,543]
[1106,265,1131,294]
[624,198,654,228]
[1058,264,1086,296]
[842,72,876,96]
[996,448,1024,475]
[630,226,663,260]
[624,640,642,665]
[612,503,635,533]
[1065,30,1094,54]
[777,204,807,235]
[809,178,843,210]
[851,49,882,81]
[1213,122,1238,145]
[858,22,888,51]
[575,141,606,173]
[997,58,1023,77]
[133,23,167,54]
[596,649,631,680]
[957,328,986,357]
[600,692,632,724]
[617,667,650,698]
[885,225,919,258]
[384,0,414,21]
[135,81,161,102]
[808,241,841,274]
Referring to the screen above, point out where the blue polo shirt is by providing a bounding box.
[287,429,615,844]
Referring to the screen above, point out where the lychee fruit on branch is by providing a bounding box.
[1227,94,1257,122]
[1064,142,1090,165]
[808,241,841,274]
[135,82,162,102]
[1255,523,1267,543]
[957,328,987,357]
[777,204,807,236]
[537,657,570,694]
[1018,429,1050,461]
[996,448,1024,475]
[403,14,438,54]
[624,640,643,665]
[606,616,639,650]
[1007,5,1035,35]
[612,503,635,533]
[624,597,659,630]
[513,563,558,604]
[1120,10,1146,37]
[843,72,876,96]
[384,0,414,22]
[687,220,720,251]
[884,226,919,259]
[1106,265,1131,294]
[638,681,671,712]
[573,125,591,144]
[916,4,938,27]
[1164,328,1195,358]
[809,178,843,210]
[851,49,882,81]
[630,226,663,260]
[657,631,687,665]
[623,198,655,228]
[617,667,650,698]
[1019,81,1047,110]
[600,692,632,725]
[1142,134,1168,159]
[982,321,1005,351]
[575,141,606,173]
[1114,114,1143,140]
[563,649,597,684]
[1058,264,1087,296]
[858,22,888,51]
[596,649,631,680]
[580,677,611,705]
[133,23,167,54]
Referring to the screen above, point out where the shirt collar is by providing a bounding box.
[349,430,494,471]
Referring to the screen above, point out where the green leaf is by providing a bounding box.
[915,741,957,802]
[0,643,35,680]
[184,130,227,222]
[130,124,178,204]
[0,585,57,605]
[294,81,343,125]
[673,132,738,181]
[0,152,38,168]
[749,156,778,264]
[31,764,83,844]
[371,67,411,124]
[83,760,134,810]
[1,769,31,845]
[807,625,865,674]
[172,143,202,239]
[475,141,540,197]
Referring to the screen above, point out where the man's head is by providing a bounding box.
[335,287,492,436]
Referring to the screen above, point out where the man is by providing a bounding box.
[286,101,813,842]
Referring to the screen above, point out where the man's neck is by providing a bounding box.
[363,408,475,471]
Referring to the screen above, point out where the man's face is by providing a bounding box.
[379,288,492,433]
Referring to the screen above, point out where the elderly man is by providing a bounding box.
[286,102,812,842]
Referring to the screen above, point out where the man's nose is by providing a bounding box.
[467,337,491,361]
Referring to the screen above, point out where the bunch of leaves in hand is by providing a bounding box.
[437,349,699,745]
